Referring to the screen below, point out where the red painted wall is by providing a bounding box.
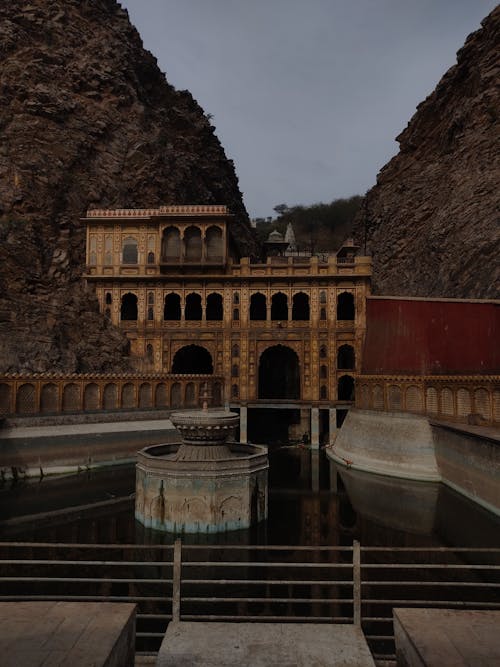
[362,298,500,374]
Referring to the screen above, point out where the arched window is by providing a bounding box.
[120,293,137,321]
[148,291,154,305]
[320,385,328,399]
[292,292,310,320]
[147,307,154,321]
[250,293,267,320]
[104,236,112,265]
[164,293,181,321]
[205,226,223,261]
[231,364,239,377]
[122,237,138,264]
[88,236,97,266]
[337,345,355,369]
[146,344,154,364]
[233,308,239,321]
[232,343,240,358]
[232,384,239,398]
[206,293,223,320]
[147,251,155,264]
[337,292,355,320]
[320,345,327,359]
[271,292,288,320]
[185,293,202,320]
[320,365,328,379]
[319,290,327,304]
[162,227,181,261]
[233,293,240,305]
[184,226,202,262]
[320,308,327,321]
[105,292,112,305]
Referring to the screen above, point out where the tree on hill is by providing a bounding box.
[262,196,363,252]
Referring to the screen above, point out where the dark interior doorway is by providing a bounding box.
[172,345,213,374]
[258,345,300,399]
[338,375,355,401]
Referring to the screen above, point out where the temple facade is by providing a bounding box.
[84,205,372,439]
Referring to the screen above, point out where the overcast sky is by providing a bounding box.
[120,0,496,219]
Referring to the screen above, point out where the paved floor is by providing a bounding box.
[157,621,375,666]
[394,608,500,666]
[0,601,136,666]
[1,418,175,440]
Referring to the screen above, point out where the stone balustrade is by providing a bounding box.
[356,375,500,425]
[0,374,224,417]
[86,205,228,218]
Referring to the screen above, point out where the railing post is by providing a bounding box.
[172,538,182,623]
[353,540,361,627]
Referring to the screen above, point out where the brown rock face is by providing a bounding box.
[0,0,259,373]
[354,7,499,298]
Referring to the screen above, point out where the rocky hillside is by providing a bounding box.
[354,6,499,299]
[0,0,259,373]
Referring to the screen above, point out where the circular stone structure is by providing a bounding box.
[135,408,268,533]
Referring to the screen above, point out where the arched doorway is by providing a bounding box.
[338,375,355,401]
[258,345,300,399]
[172,345,213,374]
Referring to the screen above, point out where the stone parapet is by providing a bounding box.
[356,374,500,426]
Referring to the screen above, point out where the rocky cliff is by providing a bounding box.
[354,6,499,298]
[0,0,259,373]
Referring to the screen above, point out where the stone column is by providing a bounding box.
[240,405,248,443]
[329,407,337,444]
[311,407,320,449]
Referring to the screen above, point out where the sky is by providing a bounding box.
[120,0,497,219]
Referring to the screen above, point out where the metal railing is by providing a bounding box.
[0,541,498,662]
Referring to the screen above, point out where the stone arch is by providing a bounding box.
[258,345,300,399]
[338,375,355,401]
[62,383,80,412]
[250,292,267,320]
[457,388,472,418]
[426,387,438,414]
[406,385,423,413]
[373,385,384,410]
[172,345,213,374]
[292,292,310,320]
[213,381,222,406]
[162,226,181,261]
[184,225,202,261]
[40,383,58,413]
[103,383,117,410]
[83,383,99,411]
[359,384,370,409]
[440,387,454,416]
[171,382,182,408]
[122,383,135,409]
[337,344,355,370]
[185,292,202,320]
[271,292,288,320]
[474,388,490,421]
[206,292,223,320]
[155,383,167,408]
[337,291,355,320]
[121,292,137,321]
[185,382,196,406]
[205,225,223,261]
[0,383,12,415]
[387,384,402,411]
[16,383,36,414]
[164,293,181,320]
[139,383,152,408]
[122,237,138,264]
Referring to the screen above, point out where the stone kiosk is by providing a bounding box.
[135,404,268,533]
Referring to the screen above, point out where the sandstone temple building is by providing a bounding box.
[84,205,372,443]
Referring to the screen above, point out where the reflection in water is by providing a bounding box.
[0,447,498,548]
